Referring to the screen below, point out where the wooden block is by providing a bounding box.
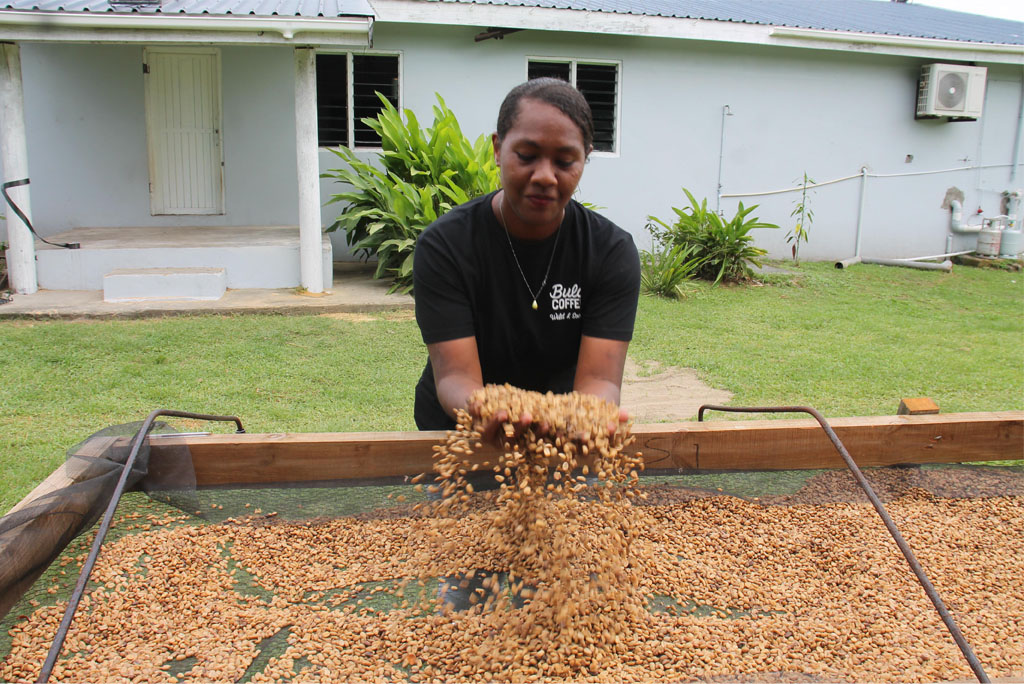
[898,397,940,415]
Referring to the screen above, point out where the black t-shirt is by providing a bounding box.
[413,191,641,429]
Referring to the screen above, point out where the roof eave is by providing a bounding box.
[0,10,374,46]
[772,27,1024,63]
[368,0,1024,65]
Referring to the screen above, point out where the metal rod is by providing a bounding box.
[715,104,732,215]
[697,404,990,684]
[38,409,244,683]
[854,166,867,259]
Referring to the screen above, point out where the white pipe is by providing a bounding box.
[721,163,1012,199]
[0,42,36,294]
[898,250,974,261]
[1011,80,1023,184]
[948,199,982,234]
[860,257,953,272]
[715,104,731,215]
[836,252,967,269]
[854,166,867,258]
[294,47,323,294]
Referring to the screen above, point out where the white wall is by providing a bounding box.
[5,28,1022,263]
[11,43,299,237]
[324,23,1024,260]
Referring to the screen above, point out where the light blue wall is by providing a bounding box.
[344,24,1023,260]
[15,43,299,234]
[8,27,1023,262]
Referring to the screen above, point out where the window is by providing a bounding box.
[527,59,618,153]
[316,53,400,148]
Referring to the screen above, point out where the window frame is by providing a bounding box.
[316,50,403,150]
[525,56,621,157]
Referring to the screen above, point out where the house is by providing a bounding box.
[0,0,1021,297]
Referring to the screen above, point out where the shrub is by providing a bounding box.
[323,94,500,294]
[647,188,778,284]
[639,236,705,299]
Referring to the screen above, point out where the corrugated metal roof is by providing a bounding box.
[0,0,374,17]
[439,0,1024,45]
[0,0,1019,44]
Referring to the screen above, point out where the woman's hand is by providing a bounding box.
[468,401,536,449]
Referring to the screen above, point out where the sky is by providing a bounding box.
[906,0,1024,22]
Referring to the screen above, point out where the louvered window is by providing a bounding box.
[527,59,618,153]
[316,53,400,148]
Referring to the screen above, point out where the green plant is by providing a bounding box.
[787,172,815,264]
[639,236,705,299]
[646,188,777,285]
[323,94,500,294]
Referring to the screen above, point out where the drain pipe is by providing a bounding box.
[835,167,869,268]
[945,198,983,253]
[837,195,976,271]
[859,257,953,271]
[715,105,733,215]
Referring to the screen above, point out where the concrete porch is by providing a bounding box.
[0,262,412,318]
[35,226,333,292]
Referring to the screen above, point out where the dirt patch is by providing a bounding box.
[620,358,732,424]
[320,311,416,323]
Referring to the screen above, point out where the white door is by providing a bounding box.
[144,48,223,215]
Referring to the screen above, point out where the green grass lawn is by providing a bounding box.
[1,261,1021,512]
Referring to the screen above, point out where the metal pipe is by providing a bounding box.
[697,404,990,684]
[854,166,868,258]
[715,105,732,215]
[38,409,245,683]
[898,250,973,261]
[1013,79,1023,184]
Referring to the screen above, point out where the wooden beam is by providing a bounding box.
[143,411,1024,487]
[0,435,125,619]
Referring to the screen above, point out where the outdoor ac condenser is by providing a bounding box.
[916,63,987,120]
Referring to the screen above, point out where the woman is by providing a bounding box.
[413,78,641,434]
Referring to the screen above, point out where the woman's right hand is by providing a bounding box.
[468,401,536,450]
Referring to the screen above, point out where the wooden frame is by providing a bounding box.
[145,411,1024,487]
[1,410,1021,620]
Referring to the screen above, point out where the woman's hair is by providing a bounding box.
[496,78,594,152]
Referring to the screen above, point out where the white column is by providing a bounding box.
[0,42,37,294]
[294,47,324,293]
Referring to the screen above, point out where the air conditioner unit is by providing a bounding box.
[917,63,986,120]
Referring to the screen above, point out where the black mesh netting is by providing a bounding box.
[0,427,1021,683]
[0,421,198,620]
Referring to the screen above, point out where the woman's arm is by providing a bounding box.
[574,335,631,425]
[427,336,484,421]
[428,336,534,442]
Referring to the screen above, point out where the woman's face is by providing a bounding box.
[492,97,590,239]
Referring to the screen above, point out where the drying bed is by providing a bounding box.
[2,465,1022,682]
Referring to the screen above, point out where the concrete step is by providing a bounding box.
[103,267,227,303]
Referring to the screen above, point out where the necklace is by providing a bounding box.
[497,193,561,311]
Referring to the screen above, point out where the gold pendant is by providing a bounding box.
[531,300,538,310]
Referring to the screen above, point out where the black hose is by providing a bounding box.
[2,178,79,249]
